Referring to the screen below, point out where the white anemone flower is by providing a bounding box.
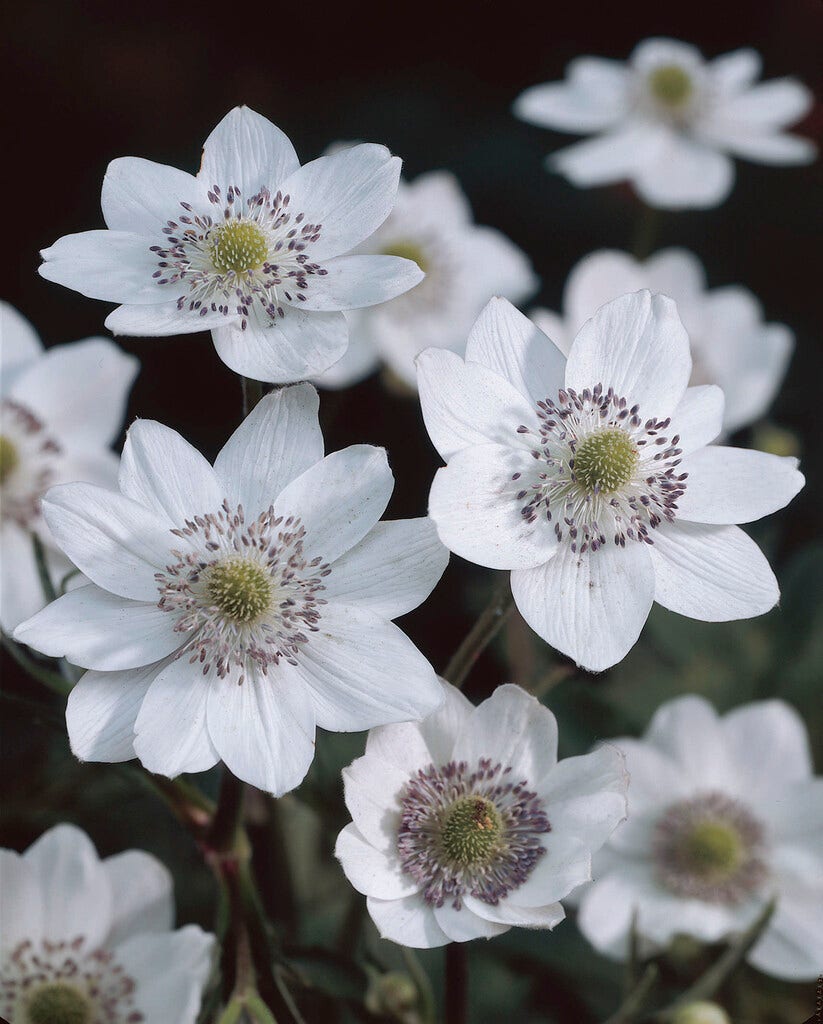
[417,292,804,672]
[531,248,793,435]
[0,303,138,632]
[0,823,214,1024]
[515,39,816,209]
[335,681,627,948]
[316,168,537,389]
[14,384,447,795]
[576,696,823,981]
[38,107,423,384]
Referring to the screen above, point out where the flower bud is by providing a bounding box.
[671,1001,732,1024]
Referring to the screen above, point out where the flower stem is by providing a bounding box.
[209,768,247,853]
[631,201,660,261]
[442,574,514,689]
[444,942,468,1024]
[242,377,264,417]
[601,964,659,1024]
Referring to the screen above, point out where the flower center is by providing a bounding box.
[648,64,693,106]
[25,982,93,1024]
[209,219,269,274]
[0,433,19,483]
[205,556,273,623]
[381,240,429,274]
[653,791,767,904]
[441,796,503,866]
[573,428,638,494]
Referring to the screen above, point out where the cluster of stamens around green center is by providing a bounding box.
[208,220,269,274]
[381,240,429,274]
[0,434,19,484]
[205,556,273,623]
[24,982,93,1024]
[440,797,503,866]
[573,428,639,494]
[648,64,693,106]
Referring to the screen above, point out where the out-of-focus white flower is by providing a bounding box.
[39,107,423,383]
[335,680,628,948]
[0,823,214,1024]
[316,169,537,389]
[577,696,823,981]
[531,248,793,435]
[417,293,804,671]
[0,303,138,631]
[15,384,447,796]
[515,40,816,208]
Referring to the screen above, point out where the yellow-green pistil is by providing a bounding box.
[25,982,93,1024]
[574,428,638,494]
[683,820,742,879]
[441,797,503,865]
[648,64,693,107]
[381,241,428,274]
[209,220,269,274]
[0,434,19,484]
[206,557,272,623]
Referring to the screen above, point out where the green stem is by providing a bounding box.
[601,964,659,1024]
[444,942,468,1024]
[401,947,437,1024]
[631,202,660,261]
[242,377,264,417]
[32,533,57,603]
[442,574,514,689]
[209,768,247,853]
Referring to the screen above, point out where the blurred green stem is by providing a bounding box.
[444,942,468,1024]
[402,947,437,1024]
[442,574,514,689]
[632,202,660,261]
[210,768,247,852]
[601,964,659,1024]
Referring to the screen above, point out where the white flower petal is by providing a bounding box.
[514,58,630,132]
[433,901,509,942]
[720,323,793,434]
[511,542,655,672]
[293,603,442,731]
[210,309,348,383]
[717,78,814,130]
[417,347,538,461]
[119,420,224,525]
[133,659,220,777]
[638,889,745,947]
[644,248,707,305]
[463,895,564,929]
[24,824,112,950]
[323,518,448,619]
[722,700,813,792]
[454,227,538,311]
[66,662,161,763]
[464,297,565,406]
[274,445,392,565]
[644,695,735,791]
[213,383,324,513]
[633,138,735,210]
[102,157,207,234]
[563,250,645,337]
[40,483,181,602]
[610,739,691,818]
[363,722,434,776]
[0,302,42,381]
[428,445,559,570]
[367,892,450,948]
[529,308,570,356]
[670,385,725,455]
[763,780,823,846]
[550,124,666,187]
[13,585,180,671]
[451,684,558,787]
[704,129,816,166]
[709,49,762,95]
[312,316,380,388]
[630,37,704,72]
[39,230,164,304]
[106,301,231,336]
[0,522,54,632]
[343,754,409,850]
[9,338,138,449]
[206,662,316,796]
[565,291,691,419]
[291,254,423,311]
[116,926,214,1024]
[747,882,823,981]
[335,823,418,899]
[677,447,803,524]
[509,833,592,906]
[0,851,42,956]
[539,746,628,849]
[278,144,401,260]
[576,864,650,958]
[199,106,300,196]
[649,521,779,621]
[104,851,173,946]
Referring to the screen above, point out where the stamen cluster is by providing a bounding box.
[515,384,687,553]
[152,185,327,330]
[0,400,62,527]
[397,758,551,909]
[155,500,330,680]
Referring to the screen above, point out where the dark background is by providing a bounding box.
[2,3,822,1020]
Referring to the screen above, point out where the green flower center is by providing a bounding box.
[25,982,93,1024]
[209,220,269,274]
[441,797,503,866]
[682,821,743,878]
[206,557,272,623]
[574,428,638,493]
[380,240,428,274]
[0,434,19,484]
[648,64,693,107]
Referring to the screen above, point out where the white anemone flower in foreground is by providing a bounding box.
[0,823,214,1024]
[316,168,537,389]
[417,292,804,672]
[576,696,823,981]
[38,106,423,383]
[514,39,816,208]
[335,681,627,947]
[14,384,447,795]
[531,248,793,435]
[0,302,138,631]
